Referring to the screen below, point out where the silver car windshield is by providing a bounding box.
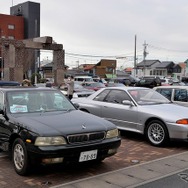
[7,90,75,113]
[128,89,170,105]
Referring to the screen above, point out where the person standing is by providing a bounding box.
[66,76,74,100]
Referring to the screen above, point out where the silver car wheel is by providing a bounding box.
[14,143,25,171]
[148,122,165,145]
[12,138,30,175]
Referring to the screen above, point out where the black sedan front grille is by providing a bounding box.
[67,132,105,144]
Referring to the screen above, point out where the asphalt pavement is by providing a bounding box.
[51,151,188,188]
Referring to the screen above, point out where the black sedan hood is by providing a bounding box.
[11,110,115,136]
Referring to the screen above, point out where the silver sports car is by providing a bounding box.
[72,87,188,146]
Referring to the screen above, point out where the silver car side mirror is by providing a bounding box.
[122,100,134,106]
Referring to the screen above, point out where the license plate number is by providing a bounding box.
[79,150,98,162]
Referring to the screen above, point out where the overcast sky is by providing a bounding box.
[1,0,188,68]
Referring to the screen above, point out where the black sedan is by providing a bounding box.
[136,76,161,88]
[0,87,121,175]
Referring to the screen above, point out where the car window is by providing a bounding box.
[104,90,131,104]
[93,89,110,101]
[129,89,170,105]
[0,92,4,110]
[84,83,92,86]
[158,88,172,100]
[174,89,188,102]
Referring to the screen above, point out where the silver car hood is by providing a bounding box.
[140,103,188,121]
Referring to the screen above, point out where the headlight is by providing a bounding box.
[35,136,67,146]
[106,129,119,139]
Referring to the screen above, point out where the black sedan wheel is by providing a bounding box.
[12,138,30,175]
[146,120,169,146]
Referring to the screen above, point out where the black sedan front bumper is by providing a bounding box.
[26,138,121,164]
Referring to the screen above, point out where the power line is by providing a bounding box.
[148,44,188,53]
[40,50,143,58]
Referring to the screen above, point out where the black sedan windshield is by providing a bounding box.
[7,90,75,113]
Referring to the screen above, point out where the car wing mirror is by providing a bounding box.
[122,100,134,106]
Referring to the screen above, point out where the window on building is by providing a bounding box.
[45,70,52,73]
[8,24,15,30]
[106,67,113,72]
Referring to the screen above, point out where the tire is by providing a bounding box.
[12,138,30,176]
[146,120,169,146]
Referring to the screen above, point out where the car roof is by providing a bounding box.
[100,86,150,91]
[154,86,188,89]
[74,76,92,78]
[0,86,56,92]
[0,81,20,86]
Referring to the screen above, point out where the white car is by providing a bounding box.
[59,82,94,98]
[154,85,188,107]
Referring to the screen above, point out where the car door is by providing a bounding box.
[99,89,139,132]
[0,92,12,149]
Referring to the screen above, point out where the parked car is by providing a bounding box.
[93,78,107,85]
[160,78,173,86]
[181,77,188,85]
[171,81,186,86]
[34,83,46,87]
[136,76,161,88]
[107,75,140,86]
[81,82,106,91]
[106,82,125,87]
[59,82,95,98]
[0,80,20,86]
[0,87,121,175]
[72,87,188,147]
[74,76,94,83]
[154,85,188,107]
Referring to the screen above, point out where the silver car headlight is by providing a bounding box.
[35,136,67,146]
[106,129,119,139]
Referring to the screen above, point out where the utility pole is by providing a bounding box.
[34,19,38,84]
[143,41,148,76]
[134,35,137,77]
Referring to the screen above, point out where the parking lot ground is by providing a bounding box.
[0,132,188,188]
[136,168,188,188]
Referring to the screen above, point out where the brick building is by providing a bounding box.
[0,14,24,77]
[94,59,116,78]
[0,1,40,80]
[0,14,24,52]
